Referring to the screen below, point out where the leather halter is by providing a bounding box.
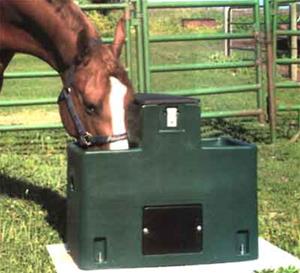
[57,66,127,148]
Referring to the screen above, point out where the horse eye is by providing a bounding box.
[85,105,95,115]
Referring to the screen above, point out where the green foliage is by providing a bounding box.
[149,9,223,35]
[75,0,91,5]
[255,266,300,273]
[208,51,240,63]
[276,11,290,25]
[232,17,255,33]
[87,10,121,37]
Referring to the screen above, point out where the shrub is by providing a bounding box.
[87,10,121,37]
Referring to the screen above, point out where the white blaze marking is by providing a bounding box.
[109,77,129,150]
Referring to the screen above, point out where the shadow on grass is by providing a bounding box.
[0,173,66,240]
[202,118,271,143]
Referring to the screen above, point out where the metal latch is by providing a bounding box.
[166,107,178,128]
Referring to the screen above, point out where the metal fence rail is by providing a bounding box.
[1,0,299,141]
[224,6,262,56]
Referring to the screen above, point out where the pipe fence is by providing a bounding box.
[136,0,264,122]
[1,0,299,142]
[264,0,300,141]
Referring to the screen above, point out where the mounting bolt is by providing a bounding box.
[143,227,150,235]
[98,252,103,263]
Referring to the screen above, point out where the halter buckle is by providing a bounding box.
[79,132,93,147]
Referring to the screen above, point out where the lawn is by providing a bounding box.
[0,6,300,273]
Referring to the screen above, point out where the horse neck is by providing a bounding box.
[9,0,99,71]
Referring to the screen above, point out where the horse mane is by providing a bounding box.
[48,0,96,36]
[0,0,129,90]
[47,0,71,4]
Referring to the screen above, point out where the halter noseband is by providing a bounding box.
[57,86,127,148]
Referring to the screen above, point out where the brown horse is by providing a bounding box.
[0,0,134,149]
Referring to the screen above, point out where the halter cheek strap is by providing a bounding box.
[57,87,127,148]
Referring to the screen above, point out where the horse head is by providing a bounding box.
[58,16,134,149]
[0,0,134,149]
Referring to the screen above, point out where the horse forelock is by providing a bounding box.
[99,45,118,73]
[98,46,132,91]
[76,44,117,74]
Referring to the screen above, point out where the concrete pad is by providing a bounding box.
[47,238,300,273]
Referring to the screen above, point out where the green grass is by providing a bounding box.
[1,8,300,273]
[0,132,67,273]
[258,142,300,257]
[1,125,300,273]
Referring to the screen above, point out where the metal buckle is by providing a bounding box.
[79,132,93,147]
[57,87,72,103]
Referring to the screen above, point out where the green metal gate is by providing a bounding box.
[264,0,300,141]
[135,0,264,121]
[2,0,298,141]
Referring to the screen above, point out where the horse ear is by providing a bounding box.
[112,14,128,59]
[75,29,91,65]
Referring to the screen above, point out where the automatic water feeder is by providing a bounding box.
[66,94,258,270]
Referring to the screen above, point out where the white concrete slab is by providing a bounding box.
[47,238,300,273]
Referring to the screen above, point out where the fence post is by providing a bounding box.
[224,7,233,56]
[254,0,265,123]
[125,0,133,81]
[142,0,151,92]
[264,0,277,142]
[291,2,298,81]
